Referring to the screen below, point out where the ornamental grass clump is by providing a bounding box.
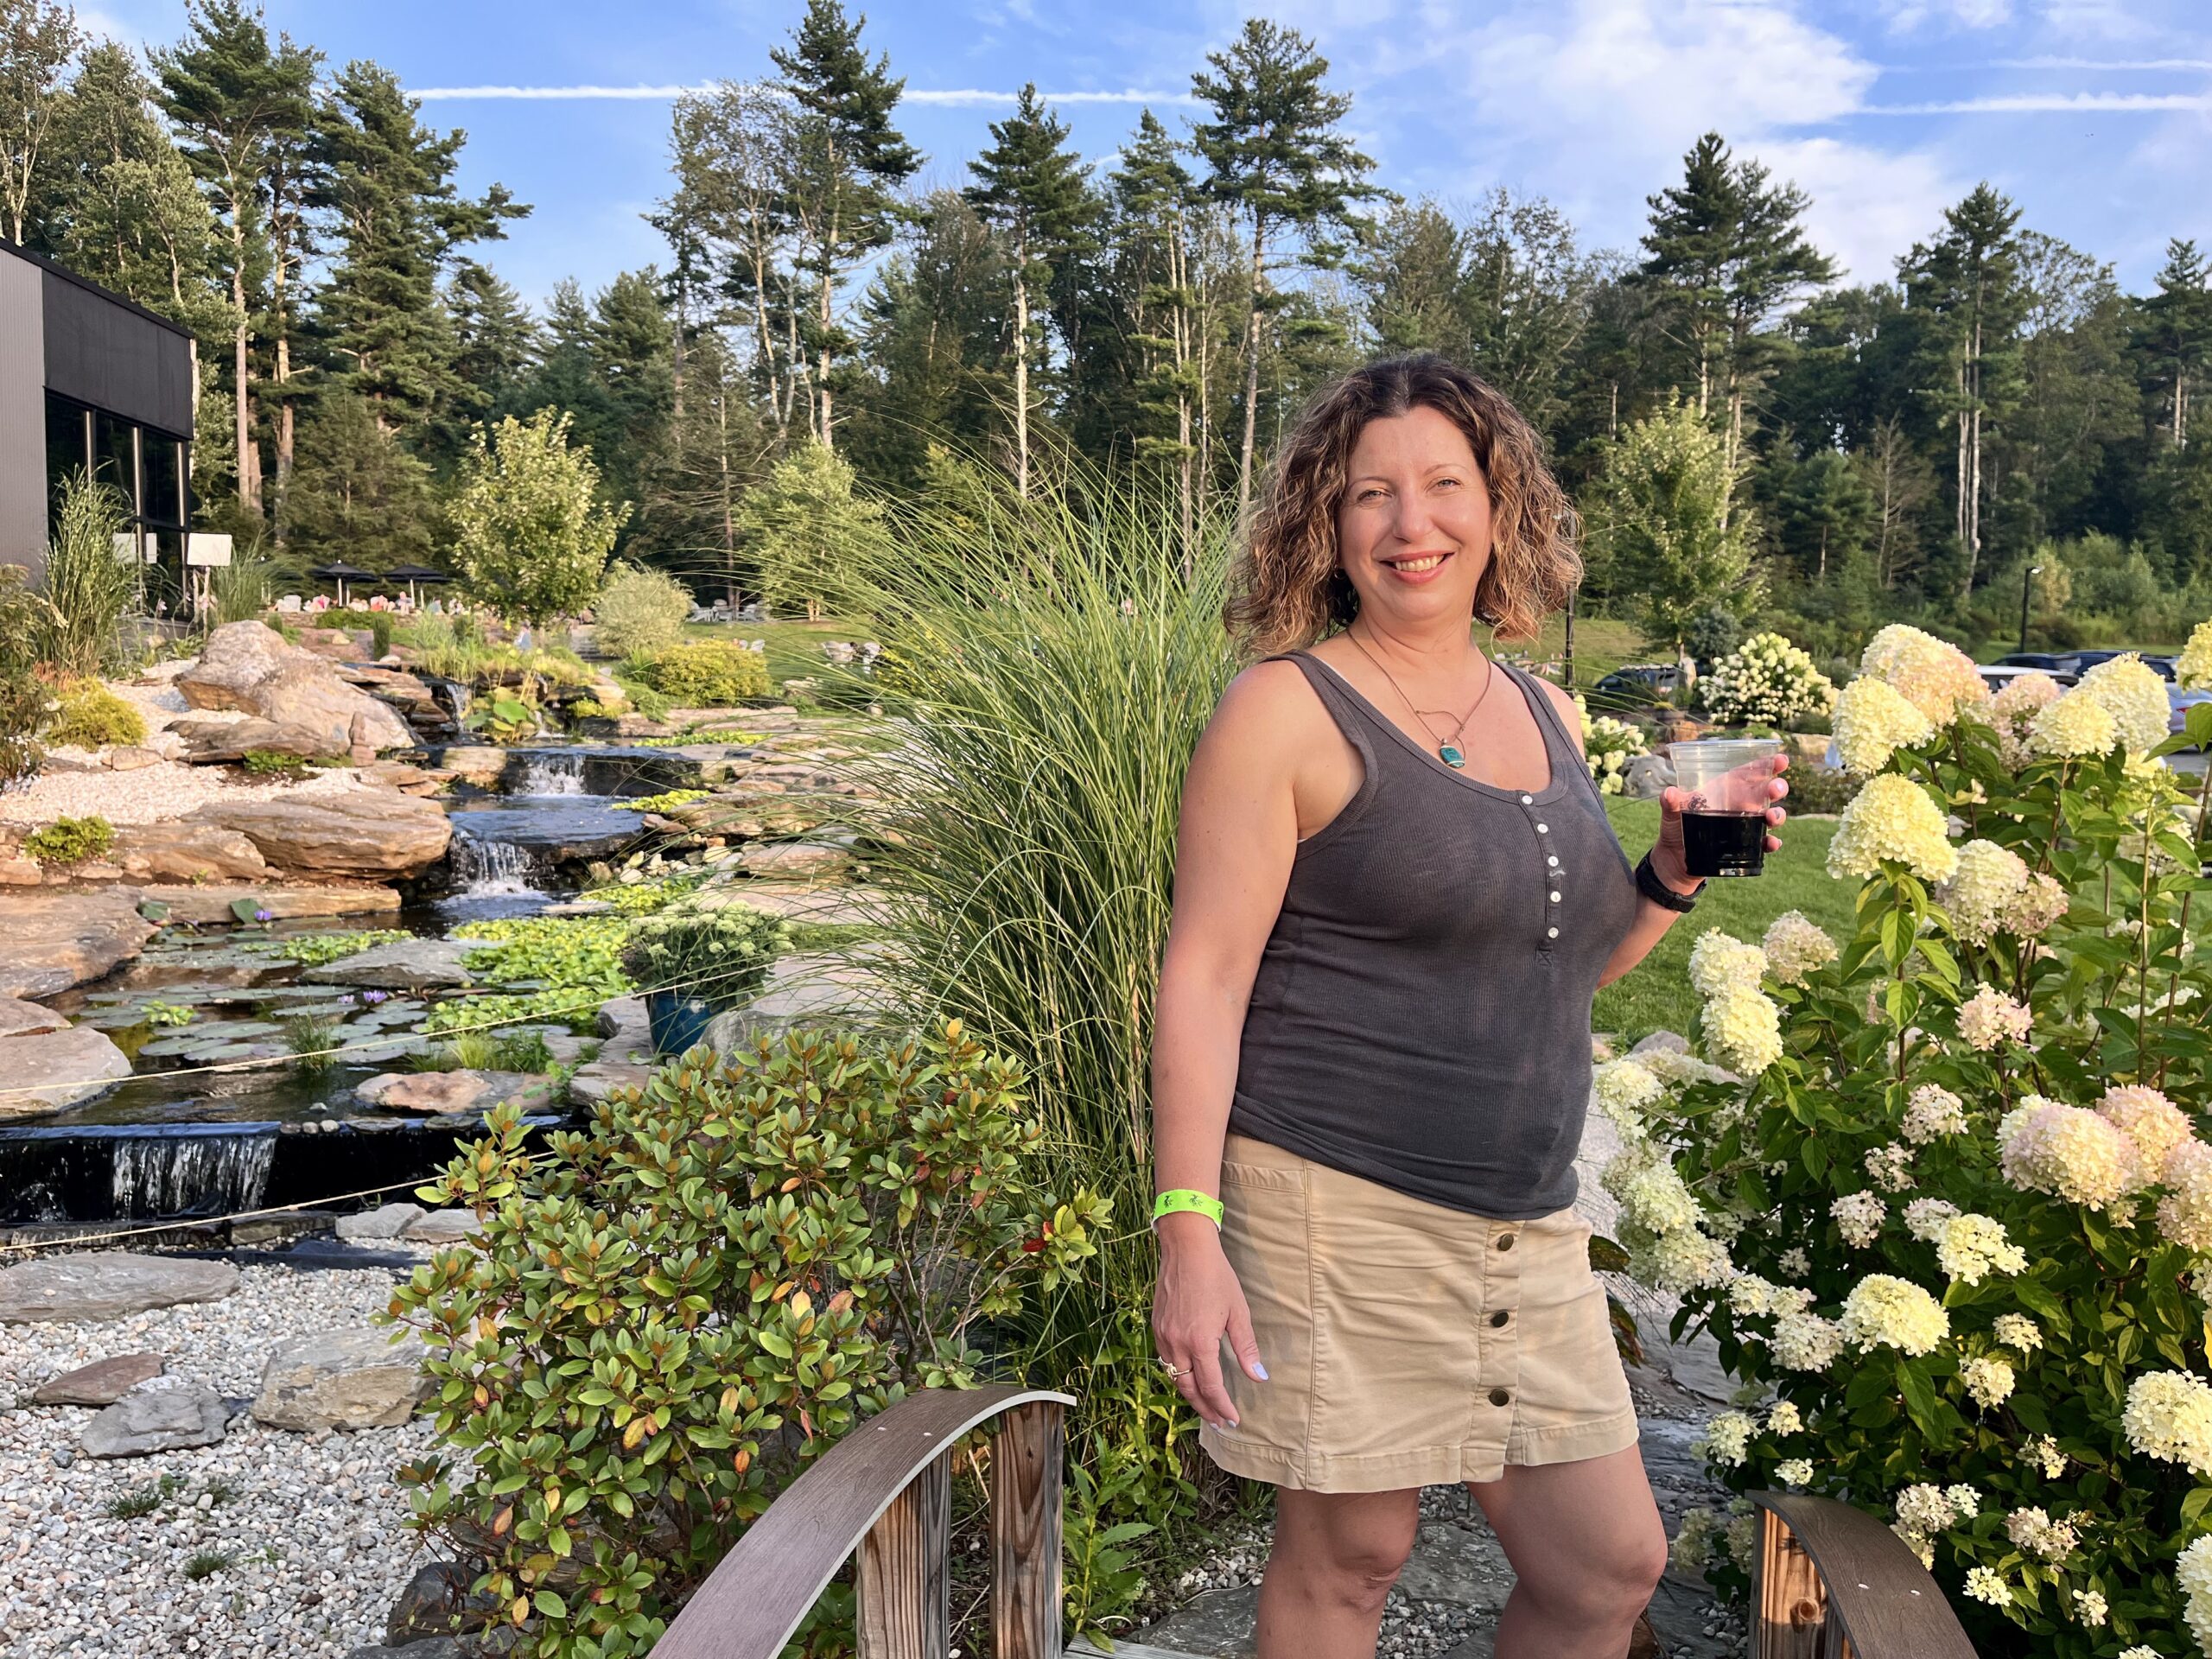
[1612,621,2212,1655]
[381,1023,1109,1657]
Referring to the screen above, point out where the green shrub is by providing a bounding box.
[629,641,770,707]
[615,789,710,814]
[1630,624,2212,1656]
[23,815,116,866]
[47,682,145,749]
[245,929,410,967]
[370,613,395,658]
[383,1024,1109,1656]
[1783,762,1855,814]
[592,563,692,659]
[241,748,341,779]
[619,893,789,1002]
[39,473,140,678]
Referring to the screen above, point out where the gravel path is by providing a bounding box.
[0,761,367,827]
[2,1258,446,1658]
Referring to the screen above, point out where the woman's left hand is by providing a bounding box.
[1650,753,1790,891]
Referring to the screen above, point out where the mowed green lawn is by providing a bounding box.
[1592,797,1855,1043]
[684,615,875,687]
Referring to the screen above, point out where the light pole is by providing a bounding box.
[2019,563,2042,655]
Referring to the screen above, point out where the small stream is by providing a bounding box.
[0,741,702,1227]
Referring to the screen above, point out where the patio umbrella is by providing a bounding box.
[384,563,454,608]
[308,560,378,607]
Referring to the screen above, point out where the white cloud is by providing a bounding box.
[1879,0,2013,29]
[1741,137,1962,283]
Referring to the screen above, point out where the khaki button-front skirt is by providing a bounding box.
[1197,1133,1638,1494]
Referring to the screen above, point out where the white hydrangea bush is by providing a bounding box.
[1699,630,1839,728]
[1576,691,1650,796]
[1623,624,2212,1656]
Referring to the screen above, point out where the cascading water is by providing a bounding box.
[518,753,586,795]
[110,1127,278,1218]
[448,831,543,896]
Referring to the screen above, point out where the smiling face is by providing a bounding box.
[1333,404,1495,637]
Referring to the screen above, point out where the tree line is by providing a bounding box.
[4,0,2209,651]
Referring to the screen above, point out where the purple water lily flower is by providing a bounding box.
[361,989,390,1006]
[253,908,273,923]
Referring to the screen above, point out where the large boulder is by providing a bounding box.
[170,716,351,766]
[175,621,413,752]
[0,1251,238,1322]
[80,1376,229,1457]
[0,1023,136,1118]
[354,1069,553,1116]
[188,788,452,880]
[111,822,269,884]
[0,890,157,997]
[252,1326,431,1431]
[304,938,473,991]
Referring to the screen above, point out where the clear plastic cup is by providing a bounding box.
[1669,737,1782,878]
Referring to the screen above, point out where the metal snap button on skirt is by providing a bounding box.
[1197,1133,1638,1494]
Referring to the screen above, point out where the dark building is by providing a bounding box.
[1,239,195,581]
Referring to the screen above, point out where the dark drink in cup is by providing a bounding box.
[1681,809,1768,877]
[1670,738,1783,879]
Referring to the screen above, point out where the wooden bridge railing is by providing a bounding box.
[652,1383,1076,1659]
[1750,1491,1979,1658]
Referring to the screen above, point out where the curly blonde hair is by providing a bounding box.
[1225,353,1580,657]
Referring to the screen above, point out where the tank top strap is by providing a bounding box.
[1496,659,1582,772]
[1262,651,1387,764]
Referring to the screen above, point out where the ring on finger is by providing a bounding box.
[1159,1357,1190,1381]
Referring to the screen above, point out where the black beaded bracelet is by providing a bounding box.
[1636,850,1702,913]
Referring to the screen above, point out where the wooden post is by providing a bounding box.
[991,1400,1065,1658]
[858,1451,950,1659]
[1752,1508,1841,1659]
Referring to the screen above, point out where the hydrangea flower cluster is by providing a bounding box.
[1591,1055,1664,1133]
[1839,1274,1949,1356]
[1760,911,1837,986]
[1999,1096,2145,1209]
[1857,624,1988,728]
[1935,1213,2027,1286]
[1937,839,2032,947]
[1827,773,1960,884]
[1956,983,2033,1051]
[1961,1354,2016,1408]
[1685,928,1785,1077]
[1831,674,1936,775]
[2031,686,2120,759]
[1574,693,1650,796]
[2005,1506,2078,1561]
[1900,1084,1967,1144]
[1831,1190,1885,1246]
[2123,1370,2212,1478]
[2178,618,2212,691]
[1987,671,2064,768]
[1892,1481,1980,1567]
[2075,653,2174,754]
[1699,631,1838,728]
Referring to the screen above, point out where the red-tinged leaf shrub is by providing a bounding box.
[381,1020,1109,1656]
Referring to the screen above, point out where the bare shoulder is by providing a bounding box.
[1524,670,1586,753]
[1206,658,1327,747]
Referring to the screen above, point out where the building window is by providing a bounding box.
[43,392,89,518]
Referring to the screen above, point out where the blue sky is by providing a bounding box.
[78,0,2212,308]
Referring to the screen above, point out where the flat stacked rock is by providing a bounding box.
[0,890,157,998]
[0,1252,239,1323]
[188,788,452,880]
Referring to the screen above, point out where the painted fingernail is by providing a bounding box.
[1254,1362,1269,1380]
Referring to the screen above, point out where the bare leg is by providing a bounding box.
[1255,1485,1421,1659]
[1467,1446,1668,1659]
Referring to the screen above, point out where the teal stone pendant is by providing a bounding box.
[1440,743,1466,769]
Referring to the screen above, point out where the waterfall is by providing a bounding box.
[111,1128,277,1219]
[430,677,472,724]
[449,832,542,896]
[517,752,586,796]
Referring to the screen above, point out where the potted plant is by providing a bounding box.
[620,893,791,1056]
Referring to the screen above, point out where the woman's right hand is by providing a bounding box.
[1152,1213,1267,1431]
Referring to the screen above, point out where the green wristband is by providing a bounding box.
[1152,1188,1224,1227]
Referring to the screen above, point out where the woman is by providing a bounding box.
[1149,354,1788,1659]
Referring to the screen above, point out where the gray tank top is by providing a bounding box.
[1227,650,1643,1219]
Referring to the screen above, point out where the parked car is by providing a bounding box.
[2171,683,2212,747]
[1978,664,2078,694]
[1592,664,1684,706]
[2066,649,2177,681]
[1992,652,2077,674]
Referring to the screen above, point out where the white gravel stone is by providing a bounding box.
[0,763,370,829]
[1,1261,448,1657]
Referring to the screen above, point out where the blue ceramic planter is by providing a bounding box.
[645,989,721,1058]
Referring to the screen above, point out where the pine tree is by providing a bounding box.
[153,0,308,516]
[314,60,524,431]
[963,84,1094,497]
[276,388,435,567]
[0,0,81,245]
[2135,238,2211,451]
[1638,132,1834,489]
[1900,183,2026,603]
[442,258,538,444]
[1190,18,1382,520]
[770,0,920,448]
